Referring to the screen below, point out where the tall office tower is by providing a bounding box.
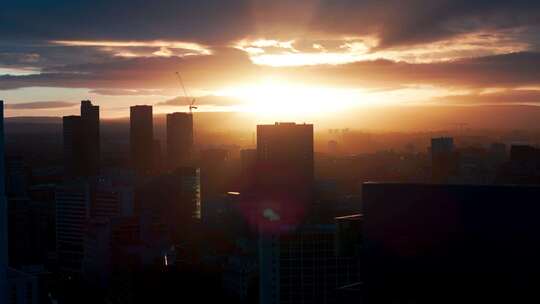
[430,137,457,183]
[200,148,230,203]
[166,112,193,169]
[91,178,134,219]
[256,123,314,224]
[259,223,361,304]
[257,122,314,193]
[63,115,83,178]
[80,100,100,176]
[0,101,7,304]
[136,167,201,242]
[62,101,100,178]
[130,106,154,175]
[5,156,28,198]
[56,181,91,275]
[8,196,55,268]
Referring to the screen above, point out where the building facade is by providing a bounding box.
[130,106,154,175]
[56,181,91,275]
[166,112,193,169]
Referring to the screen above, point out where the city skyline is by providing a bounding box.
[1,1,540,127]
[2,2,540,304]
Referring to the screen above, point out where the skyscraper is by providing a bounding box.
[56,181,91,275]
[130,105,153,175]
[62,100,100,178]
[259,223,360,304]
[63,115,83,178]
[253,122,314,234]
[0,101,7,304]
[80,100,100,176]
[166,112,193,169]
[256,122,314,197]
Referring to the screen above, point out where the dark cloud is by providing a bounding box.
[4,101,77,109]
[156,95,242,107]
[2,50,540,92]
[0,0,253,44]
[313,0,540,49]
[269,51,540,89]
[2,0,539,51]
[0,48,259,90]
[89,89,169,96]
[0,42,123,70]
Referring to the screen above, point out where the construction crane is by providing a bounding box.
[175,71,197,113]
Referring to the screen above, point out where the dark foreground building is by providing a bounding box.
[166,112,193,169]
[256,122,313,195]
[255,123,314,227]
[130,106,153,175]
[362,183,540,304]
[63,100,100,178]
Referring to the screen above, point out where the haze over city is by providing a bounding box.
[2,1,540,304]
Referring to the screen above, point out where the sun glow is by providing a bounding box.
[214,79,366,119]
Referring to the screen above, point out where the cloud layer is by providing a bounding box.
[2,0,540,111]
[4,101,77,109]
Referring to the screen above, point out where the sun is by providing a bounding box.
[215,78,362,120]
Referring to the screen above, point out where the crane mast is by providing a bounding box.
[175,71,197,113]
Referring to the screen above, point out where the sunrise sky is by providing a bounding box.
[2,0,540,123]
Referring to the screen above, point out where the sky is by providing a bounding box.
[1,0,540,125]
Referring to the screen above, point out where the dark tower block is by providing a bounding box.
[166,112,193,169]
[130,105,154,175]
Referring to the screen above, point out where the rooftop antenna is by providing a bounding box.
[175,71,197,114]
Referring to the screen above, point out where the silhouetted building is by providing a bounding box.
[166,112,193,169]
[362,182,540,303]
[62,101,101,178]
[8,197,55,268]
[255,123,314,227]
[200,148,230,203]
[257,123,313,194]
[63,115,83,178]
[152,139,163,173]
[91,177,134,218]
[259,223,360,304]
[136,167,201,242]
[222,255,258,303]
[6,268,38,304]
[5,157,28,198]
[56,181,91,275]
[0,101,7,303]
[489,142,507,162]
[335,214,362,257]
[130,105,153,175]
[80,100,100,176]
[510,144,540,163]
[430,137,458,183]
[497,145,540,184]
